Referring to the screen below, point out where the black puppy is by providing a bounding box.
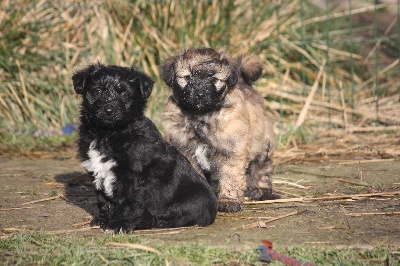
[72,63,218,233]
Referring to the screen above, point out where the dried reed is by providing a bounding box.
[0,0,398,144]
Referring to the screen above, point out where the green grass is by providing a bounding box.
[0,232,258,265]
[0,130,76,157]
[275,122,318,147]
[0,232,398,265]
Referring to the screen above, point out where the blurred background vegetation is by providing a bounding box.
[0,0,399,152]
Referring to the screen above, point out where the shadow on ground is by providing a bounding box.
[53,171,98,219]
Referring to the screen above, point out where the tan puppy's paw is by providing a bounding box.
[218,198,243,213]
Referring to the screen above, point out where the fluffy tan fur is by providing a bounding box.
[161,48,277,212]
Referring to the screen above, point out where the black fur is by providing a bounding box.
[72,63,218,232]
[161,48,240,114]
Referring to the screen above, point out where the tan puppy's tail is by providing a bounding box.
[238,55,263,85]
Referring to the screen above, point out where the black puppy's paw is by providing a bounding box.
[105,220,135,233]
[90,216,108,229]
[218,198,243,212]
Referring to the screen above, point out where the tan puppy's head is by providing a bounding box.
[161,48,240,114]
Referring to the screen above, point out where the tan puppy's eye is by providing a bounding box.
[177,77,188,88]
[214,80,225,91]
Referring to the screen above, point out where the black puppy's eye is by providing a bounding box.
[120,91,129,99]
[86,88,102,104]
[115,85,125,93]
[93,89,102,96]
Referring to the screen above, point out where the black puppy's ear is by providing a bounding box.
[72,63,102,94]
[227,59,240,89]
[72,70,88,95]
[161,56,176,88]
[135,68,155,98]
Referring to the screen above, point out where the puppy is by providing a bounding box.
[161,48,279,212]
[72,63,217,232]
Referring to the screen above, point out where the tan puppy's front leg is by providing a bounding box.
[217,157,248,212]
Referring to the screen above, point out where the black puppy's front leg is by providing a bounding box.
[91,190,114,229]
[105,183,146,233]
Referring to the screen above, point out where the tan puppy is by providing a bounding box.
[161,48,278,212]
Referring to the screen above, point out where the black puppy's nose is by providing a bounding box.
[104,105,114,115]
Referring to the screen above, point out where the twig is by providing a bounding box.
[358,59,399,90]
[107,242,163,255]
[318,226,348,230]
[279,35,320,68]
[59,194,69,202]
[71,221,91,227]
[295,61,325,129]
[218,213,274,220]
[305,241,333,245]
[345,211,400,217]
[292,4,387,28]
[245,197,308,204]
[346,125,400,133]
[131,226,199,233]
[264,88,400,123]
[3,227,27,232]
[339,83,348,130]
[15,59,35,120]
[282,169,345,179]
[338,159,395,165]
[21,195,62,206]
[244,191,400,205]
[273,180,309,189]
[0,206,33,211]
[337,179,369,187]
[47,226,100,234]
[133,228,187,236]
[366,17,398,61]
[97,254,110,264]
[311,43,364,60]
[235,210,304,230]
[358,162,363,181]
[106,242,170,266]
[272,188,301,197]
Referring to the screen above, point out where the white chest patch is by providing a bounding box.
[194,144,210,171]
[81,141,117,197]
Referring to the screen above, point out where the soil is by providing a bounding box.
[1,140,399,250]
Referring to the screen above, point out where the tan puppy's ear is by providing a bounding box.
[161,56,176,88]
[218,50,240,89]
[227,59,240,89]
[239,55,263,85]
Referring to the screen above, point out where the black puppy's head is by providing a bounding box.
[72,63,154,129]
[161,48,240,114]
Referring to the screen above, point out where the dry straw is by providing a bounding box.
[0,0,398,141]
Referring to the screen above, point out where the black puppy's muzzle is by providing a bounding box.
[100,101,123,119]
[103,104,115,115]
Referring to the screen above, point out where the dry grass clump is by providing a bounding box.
[0,0,398,143]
